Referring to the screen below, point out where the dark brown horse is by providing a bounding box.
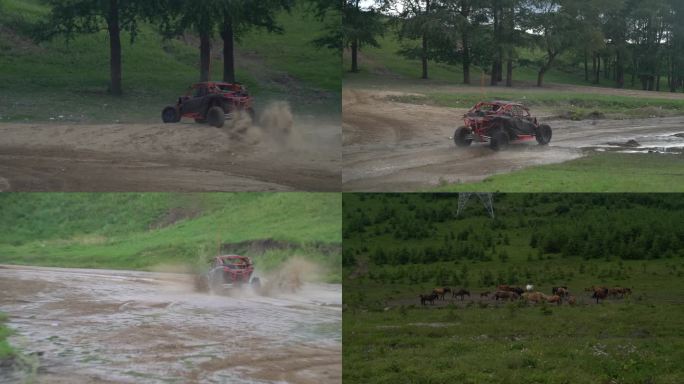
[420,293,438,305]
[453,289,470,301]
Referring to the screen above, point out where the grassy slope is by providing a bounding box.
[0,0,340,123]
[0,193,342,281]
[434,153,684,192]
[342,194,684,384]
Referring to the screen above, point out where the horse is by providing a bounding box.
[420,292,438,305]
[480,291,491,298]
[494,291,519,301]
[433,287,452,300]
[591,287,608,304]
[453,289,470,301]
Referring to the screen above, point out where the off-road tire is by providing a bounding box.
[490,127,510,151]
[453,126,473,147]
[535,124,552,145]
[207,106,225,128]
[162,106,179,123]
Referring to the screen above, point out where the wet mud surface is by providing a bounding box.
[0,265,341,384]
[0,113,340,192]
[342,88,684,191]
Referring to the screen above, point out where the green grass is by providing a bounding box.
[0,313,15,360]
[0,0,340,123]
[0,193,342,282]
[387,92,684,118]
[343,193,684,383]
[434,153,684,192]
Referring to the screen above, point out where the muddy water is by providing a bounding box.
[0,265,341,384]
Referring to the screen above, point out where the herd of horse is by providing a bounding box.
[419,284,633,306]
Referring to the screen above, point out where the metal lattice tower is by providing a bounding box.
[456,193,494,218]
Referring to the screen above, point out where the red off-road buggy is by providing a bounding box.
[202,255,260,292]
[161,82,255,128]
[452,101,552,150]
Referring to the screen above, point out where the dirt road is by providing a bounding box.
[0,265,341,384]
[0,114,340,192]
[342,88,684,191]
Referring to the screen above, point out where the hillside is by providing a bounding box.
[0,0,340,123]
[343,193,684,383]
[0,193,342,282]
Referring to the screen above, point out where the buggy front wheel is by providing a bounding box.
[453,126,473,147]
[489,128,510,151]
[535,124,552,145]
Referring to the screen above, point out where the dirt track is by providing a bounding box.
[0,265,341,384]
[0,114,340,192]
[342,88,684,191]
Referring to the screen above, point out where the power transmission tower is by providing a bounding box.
[456,193,494,218]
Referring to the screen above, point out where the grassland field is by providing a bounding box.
[343,193,684,384]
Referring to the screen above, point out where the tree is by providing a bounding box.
[162,0,292,82]
[524,0,577,86]
[37,0,161,95]
[344,0,385,73]
[393,0,445,79]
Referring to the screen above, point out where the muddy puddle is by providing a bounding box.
[0,265,341,384]
[594,132,684,154]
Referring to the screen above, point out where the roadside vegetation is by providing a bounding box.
[0,0,340,123]
[343,193,684,383]
[0,313,15,361]
[0,193,342,282]
[435,153,684,192]
[388,91,684,119]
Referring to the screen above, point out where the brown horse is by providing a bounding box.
[453,289,470,301]
[433,287,452,300]
[494,291,519,301]
[591,287,609,304]
[546,295,562,305]
[522,292,547,304]
[420,293,438,305]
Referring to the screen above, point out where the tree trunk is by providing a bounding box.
[584,50,589,82]
[107,0,122,96]
[200,31,211,81]
[421,34,428,79]
[221,16,235,82]
[656,74,661,91]
[421,0,430,79]
[351,39,359,72]
[595,54,600,84]
[603,55,609,79]
[490,60,498,85]
[616,51,624,89]
[462,33,470,84]
[591,54,596,83]
[537,68,545,87]
[506,58,512,87]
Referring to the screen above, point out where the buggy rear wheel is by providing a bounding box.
[453,126,472,147]
[162,106,179,123]
[535,124,552,145]
[207,106,225,128]
[490,128,510,151]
